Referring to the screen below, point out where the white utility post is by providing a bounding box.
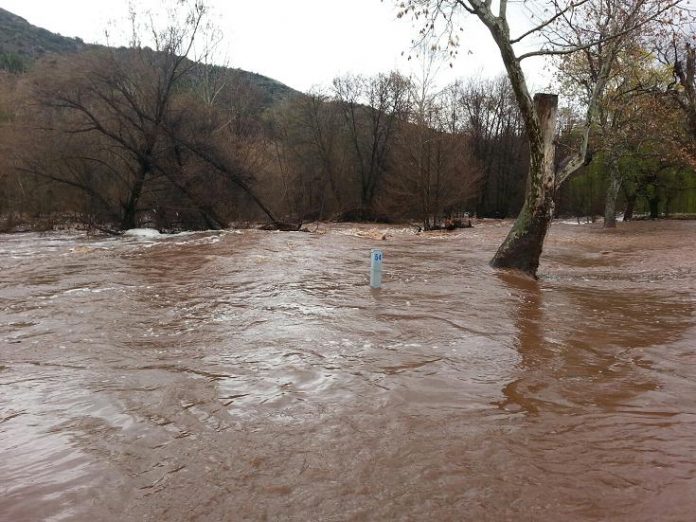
[370,249,383,289]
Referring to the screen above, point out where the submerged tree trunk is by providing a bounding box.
[490,94,557,276]
[120,167,149,230]
[604,166,622,228]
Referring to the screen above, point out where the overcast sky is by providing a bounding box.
[0,0,552,92]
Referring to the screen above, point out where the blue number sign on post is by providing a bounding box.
[370,249,383,289]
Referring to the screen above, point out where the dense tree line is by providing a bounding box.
[0,2,485,233]
[1,0,696,260]
[0,52,491,232]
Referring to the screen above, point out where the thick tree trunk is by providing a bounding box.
[649,196,660,219]
[490,94,557,276]
[623,192,637,221]
[121,203,138,230]
[120,169,148,230]
[604,167,622,228]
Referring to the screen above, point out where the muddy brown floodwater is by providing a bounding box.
[1,220,696,521]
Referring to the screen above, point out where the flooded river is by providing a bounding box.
[2,220,696,521]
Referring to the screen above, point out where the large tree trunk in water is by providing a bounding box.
[490,94,558,277]
[604,167,622,228]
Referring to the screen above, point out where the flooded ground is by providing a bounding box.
[1,220,696,521]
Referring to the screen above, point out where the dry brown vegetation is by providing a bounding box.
[1,1,696,241]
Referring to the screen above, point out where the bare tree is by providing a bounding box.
[455,76,527,217]
[18,0,286,231]
[386,47,481,227]
[668,40,696,137]
[333,72,411,219]
[396,0,682,275]
[269,90,347,220]
[26,0,211,230]
[388,102,481,227]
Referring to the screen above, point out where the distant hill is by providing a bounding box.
[0,7,85,71]
[238,69,300,103]
[0,7,298,102]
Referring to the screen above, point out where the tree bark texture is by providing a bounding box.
[604,167,622,228]
[623,193,636,221]
[120,167,148,230]
[490,93,558,276]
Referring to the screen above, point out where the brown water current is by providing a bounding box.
[1,220,696,521]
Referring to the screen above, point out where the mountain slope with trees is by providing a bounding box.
[0,7,86,72]
[1,2,695,273]
[0,7,298,101]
